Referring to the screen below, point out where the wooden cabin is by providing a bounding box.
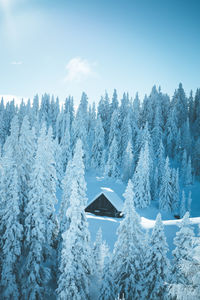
[85,188,123,218]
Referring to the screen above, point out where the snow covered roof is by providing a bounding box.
[87,187,124,212]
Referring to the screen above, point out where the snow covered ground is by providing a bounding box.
[84,172,200,258]
[56,171,200,258]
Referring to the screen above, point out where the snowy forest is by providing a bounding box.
[1,83,200,299]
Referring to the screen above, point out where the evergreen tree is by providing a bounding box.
[144,213,170,299]
[132,92,140,127]
[159,157,173,212]
[3,115,20,163]
[57,179,92,300]
[152,166,159,200]
[108,109,120,147]
[18,116,36,212]
[172,212,195,285]
[174,83,188,128]
[59,112,72,176]
[93,228,103,278]
[133,141,151,208]
[180,149,187,185]
[171,168,180,214]
[187,191,192,215]
[88,102,96,157]
[119,113,132,163]
[22,125,57,299]
[165,106,178,158]
[112,180,145,299]
[99,254,116,300]
[110,89,118,115]
[185,156,192,186]
[97,93,111,146]
[93,228,109,283]
[180,191,186,218]
[59,160,73,236]
[152,105,163,155]
[0,161,23,299]
[156,139,165,182]
[181,118,191,155]
[122,140,134,182]
[105,136,120,178]
[71,92,89,168]
[91,116,105,170]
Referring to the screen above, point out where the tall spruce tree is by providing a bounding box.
[159,157,173,212]
[172,212,195,285]
[143,213,170,299]
[91,116,105,170]
[112,180,145,299]
[133,141,151,208]
[22,124,57,299]
[57,179,92,300]
[0,159,23,299]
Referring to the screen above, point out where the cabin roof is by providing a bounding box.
[86,187,124,212]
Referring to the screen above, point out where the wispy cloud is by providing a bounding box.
[11,61,23,65]
[65,57,96,82]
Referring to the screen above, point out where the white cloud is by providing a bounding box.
[65,57,96,82]
[11,61,22,65]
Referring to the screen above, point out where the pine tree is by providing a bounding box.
[57,179,92,300]
[143,213,170,299]
[91,116,105,170]
[99,254,116,300]
[187,191,192,215]
[93,228,103,279]
[159,157,173,212]
[119,113,132,164]
[185,156,192,186]
[180,191,186,218]
[88,102,96,157]
[104,136,120,178]
[152,166,159,200]
[71,92,89,168]
[181,149,188,185]
[3,115,20,164]
[122,140,134,182]
[22,124,57,299]
[133,141,151,208]
[174,83,188,128]
[172,212,195,285]
[59,160,73,236]
[165,106,178,158]
[157,139,165,185]
[152,106,163,155]
[59,139,88,238]
[181,118,191,155]
[171,168,180,214]
[59,112,71,175]
[112,180,145,299]
[0,161,23,299]
[108,109,120,147]
[110,89,118,115]
[97,92,111,146]
[18,115,36,213]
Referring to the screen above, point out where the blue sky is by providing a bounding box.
[0,0,200,104]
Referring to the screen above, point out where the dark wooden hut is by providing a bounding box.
[85,188,123,218]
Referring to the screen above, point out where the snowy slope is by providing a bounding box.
[56,171,200,258]
[85,172,200,258]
